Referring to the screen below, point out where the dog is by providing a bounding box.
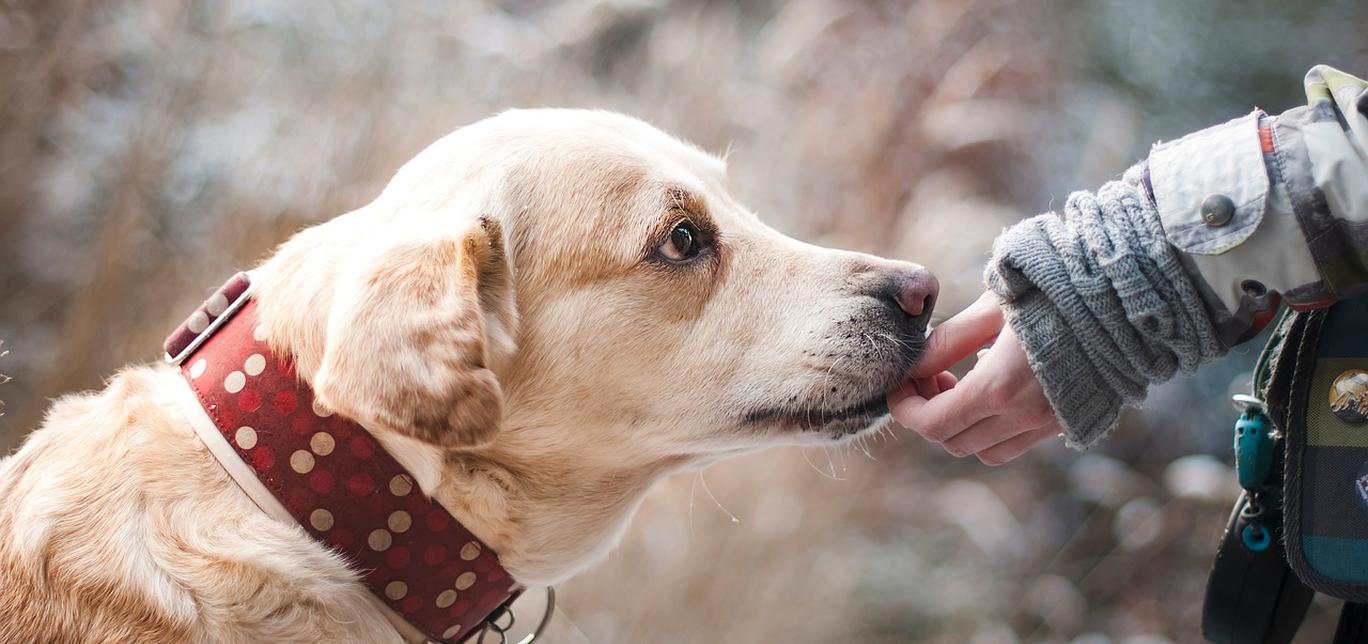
[0,109,937,643]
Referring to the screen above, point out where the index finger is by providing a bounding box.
[910,291,1005,378]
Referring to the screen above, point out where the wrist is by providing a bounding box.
[997,287,1123,449]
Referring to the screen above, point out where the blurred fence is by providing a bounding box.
[1,1,1364,641]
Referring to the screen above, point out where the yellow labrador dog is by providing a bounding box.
[0,109,936,643]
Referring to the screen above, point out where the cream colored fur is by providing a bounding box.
[0,109,931,642]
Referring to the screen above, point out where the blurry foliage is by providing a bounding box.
[1072,0,1368,143]
[0,0,1364,642]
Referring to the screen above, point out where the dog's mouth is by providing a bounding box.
[742,391,891,438]
[737,323,924,440]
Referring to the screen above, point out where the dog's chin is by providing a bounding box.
[744,392,892,441]
[742,335,924,442]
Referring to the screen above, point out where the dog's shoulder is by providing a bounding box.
[0,366,397,643]
[0,366,198,642]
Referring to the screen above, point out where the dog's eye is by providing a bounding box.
[659,220,701,262]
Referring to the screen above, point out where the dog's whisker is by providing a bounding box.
[823,445,844,479]
[804,350,851,433]
[856,433,876,461]
[800,448,845,481]
[697,468,740,523]
[880,330,921,357]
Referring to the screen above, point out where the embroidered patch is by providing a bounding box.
[1331,369,1368,424]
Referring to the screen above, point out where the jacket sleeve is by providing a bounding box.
[1146,65,1368,346]
[983,65,1367,449]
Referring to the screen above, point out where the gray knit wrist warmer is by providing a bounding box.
[984,165,1228,449]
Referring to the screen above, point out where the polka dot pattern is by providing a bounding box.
[460,542,481,561]
[388,510,412,533]
[174,295,518,643]
[206,292,230,317]
[224,371,246,394]
[386,546,412,569]
[310,432,335,456]
[310,508,334,531]
[290,450,316,474]
[311,399,334,418]
[234,426,257,449]
[187,310,210,334]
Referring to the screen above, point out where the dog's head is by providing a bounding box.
[264,109,935,464]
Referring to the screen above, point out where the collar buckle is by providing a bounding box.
[164,272,255,366]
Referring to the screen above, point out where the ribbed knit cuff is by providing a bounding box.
[999,288,1123,449]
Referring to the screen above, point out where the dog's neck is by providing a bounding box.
[356,415,685,586]
[434,426,689,586]
[251,218,693,586]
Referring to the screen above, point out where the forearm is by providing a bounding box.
[985,166,1227,448]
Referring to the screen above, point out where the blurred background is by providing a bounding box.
[1,0,1365,641]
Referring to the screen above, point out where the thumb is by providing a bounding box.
[909,291,1005,378]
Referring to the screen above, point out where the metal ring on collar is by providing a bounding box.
[476,587,556,644]
[516,588,557,644]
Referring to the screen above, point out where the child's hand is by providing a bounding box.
[887,292,1062,465]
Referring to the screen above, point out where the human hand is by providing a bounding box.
[888,291,1062,465]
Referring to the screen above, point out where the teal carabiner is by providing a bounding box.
[1234,409,1276,491]
[1231,309,1292,492]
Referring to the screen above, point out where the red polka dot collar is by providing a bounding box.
[165,273,520,643]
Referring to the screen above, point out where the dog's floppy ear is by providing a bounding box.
[312,216,515,449]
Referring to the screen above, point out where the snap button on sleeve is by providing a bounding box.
[1148,110,1268,254]
[1201,193,1236,227]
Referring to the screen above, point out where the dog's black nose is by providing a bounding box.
[886,267,938,326]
